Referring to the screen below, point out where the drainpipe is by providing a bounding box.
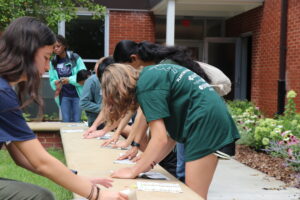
[277,0,288,115]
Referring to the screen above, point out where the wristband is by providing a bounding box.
[131,141,140,147]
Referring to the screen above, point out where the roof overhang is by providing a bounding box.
[151,0,264,18]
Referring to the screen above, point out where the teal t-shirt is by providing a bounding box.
[136,64,240,161]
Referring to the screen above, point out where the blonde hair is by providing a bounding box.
[101,63,140,125]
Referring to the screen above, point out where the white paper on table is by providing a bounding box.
[97,133,111,140]
[66,124,87,127]
[136,181,182,193]
[113,159,136,165]
[100,145,130,150]
[138,172,169,180]
[62,129,84,133]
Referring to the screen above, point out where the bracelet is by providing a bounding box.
[95,186,100,200]
[87,184,95,200]
[150,161,157,169]
[131,141,140,147]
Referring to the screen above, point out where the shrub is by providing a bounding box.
[228,90,300,172]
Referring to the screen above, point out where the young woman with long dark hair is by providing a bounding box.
[0,16,127,200]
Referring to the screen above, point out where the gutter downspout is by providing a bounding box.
[277,0,288,115]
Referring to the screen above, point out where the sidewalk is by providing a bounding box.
[209,159,300,200]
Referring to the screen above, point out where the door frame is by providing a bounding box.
[203,37,242,99]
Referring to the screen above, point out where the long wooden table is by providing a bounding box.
[60,126,201,200]
[28,122,86,131]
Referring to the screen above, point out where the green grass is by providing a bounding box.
[0,148,73,200]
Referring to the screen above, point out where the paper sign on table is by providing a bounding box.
[97,133,111,140]
[138,172,169,180]
[62,129,85,133]
[101,145,130,150]
[136,181,182,193]
[114,159,136,165]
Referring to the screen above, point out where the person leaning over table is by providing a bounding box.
[81,57,133,139]
[110,40,233,179]
[77,69,91,86]
[84,40,215,178]
[80,57,114,129]
[101,63,240,200]
[0,16,127,200]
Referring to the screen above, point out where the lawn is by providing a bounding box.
[0,148,73,200]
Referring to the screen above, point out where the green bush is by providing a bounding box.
[228,90,300,172]
[253,118,282,148]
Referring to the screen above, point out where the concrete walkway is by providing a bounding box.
[209,159,300,200]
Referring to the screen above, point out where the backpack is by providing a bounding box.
[197,61,232,96]
[51,51,79,69]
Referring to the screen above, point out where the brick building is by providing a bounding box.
[39,0,296,118]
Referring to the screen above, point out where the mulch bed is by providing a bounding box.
[234,144,300,188]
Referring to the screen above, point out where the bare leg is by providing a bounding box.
[185,154,218,200]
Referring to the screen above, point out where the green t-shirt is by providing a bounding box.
[136,63,240,161]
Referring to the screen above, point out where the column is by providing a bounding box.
[166,0,175,46]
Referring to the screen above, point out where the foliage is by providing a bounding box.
[265,141,300,172]
[0,149,72,200]
[227,101,262,146]
[227,100,261,116]
[228,90,300,172]
[284,90,297,119]
[43,112,59,121]
[81,111,88,121]
[22,112,31,122]
[0,0,106,31]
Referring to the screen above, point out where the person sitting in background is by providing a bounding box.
[77,69,91,86]
[49,35,86,122]
[79,57,114,128]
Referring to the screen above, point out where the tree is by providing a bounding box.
[0,0,106,31]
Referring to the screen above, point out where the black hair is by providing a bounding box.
[56,34,68,50]
[113,40,211,83]
[0,16,55,108]
[77,69,91,83]
[113,40,137,63]
[97,57,115,82]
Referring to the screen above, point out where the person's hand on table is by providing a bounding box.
[84,129,106,139]
[83,126,97,138]
[117,146,138,160]
[101,134,120,147]
[111,167,138,179]
[100,190,128,200]
[131,154,142,162]
[89,177,113,188]
[111,140,130,149]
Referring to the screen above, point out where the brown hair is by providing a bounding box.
[0,17,55,110]
[101,63,140,125]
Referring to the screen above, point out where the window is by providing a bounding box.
[65,15,104,70]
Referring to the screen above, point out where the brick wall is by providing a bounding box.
[36,132,62,149]
[226,0,282,116]
[286,0,300,108]
[109,10,155,55]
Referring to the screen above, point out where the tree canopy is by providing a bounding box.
[0,0,105,30]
